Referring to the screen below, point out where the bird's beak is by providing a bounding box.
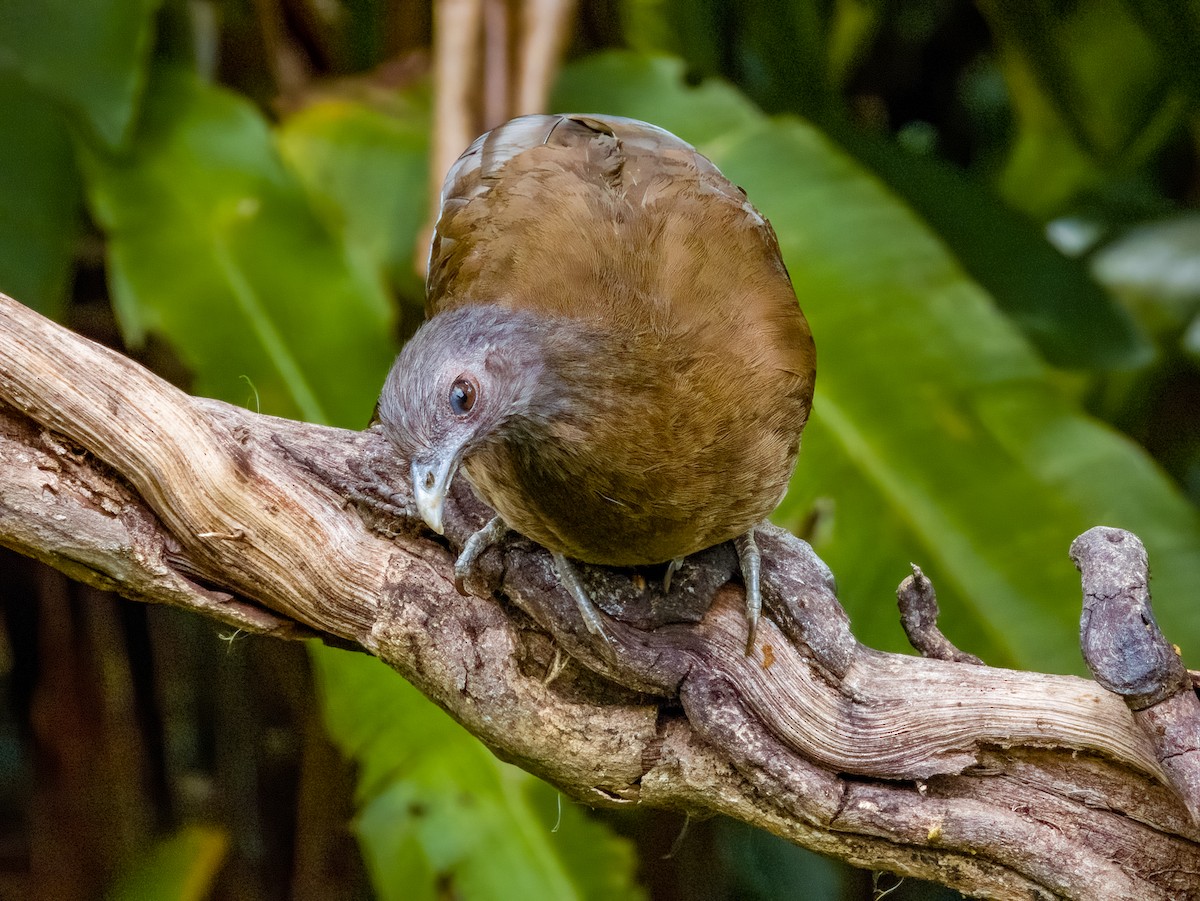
[411,454,460,535]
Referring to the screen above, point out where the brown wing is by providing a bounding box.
[426,112,814,417]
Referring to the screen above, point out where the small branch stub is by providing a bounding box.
[897,564,984,665]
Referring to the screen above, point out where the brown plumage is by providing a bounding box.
[377,114,815,648]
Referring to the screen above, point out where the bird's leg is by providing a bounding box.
[454,515,511,595]
[551,552,614,650]
[456,521,615,657]
[735,529,762,654]
[663,556,686,593]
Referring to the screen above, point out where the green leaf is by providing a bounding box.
[1122,0,1200,102]
[826,0,886,88]
[620,0,836,118]
[278,88,432,317]
[311,646,646,901]
[0,0,161,148]
[979,0,1186,216]
[621,0,725,78]
[80,66,396,427]
[840,131,1152,370]
[0,76,81,318]
[550,53,760,145]
[105,825,227,901]
[554,52,1200,672]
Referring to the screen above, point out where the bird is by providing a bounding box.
[376,113,816,652]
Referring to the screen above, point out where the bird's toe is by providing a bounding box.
[454,515,510,596]
[662,556,686,593]
[735,529,763,654]
[552,553,617,657]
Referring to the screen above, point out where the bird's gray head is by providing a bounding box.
[377,304,552,534]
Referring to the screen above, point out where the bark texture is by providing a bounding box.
[1,293,1198,900]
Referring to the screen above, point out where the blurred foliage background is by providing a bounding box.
[1,0,1199,899]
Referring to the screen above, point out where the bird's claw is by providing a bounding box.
[735,529,762,655]
[454,515,510,596]
[663,556,685,593]
[454,521,616,662]
[552,553,617,659]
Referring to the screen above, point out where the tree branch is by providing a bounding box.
[1,292,1198,900]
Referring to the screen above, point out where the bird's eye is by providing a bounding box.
[449,377,477,416]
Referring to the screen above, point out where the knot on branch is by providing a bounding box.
[1073,526,1200,822]
[1073,527,1189,708]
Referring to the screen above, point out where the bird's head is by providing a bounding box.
[376,305,553,534]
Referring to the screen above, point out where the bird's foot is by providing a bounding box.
[552,552,616,657]
[455,521,615,660]
[454,515,510,595]
[735,529,762,655]
[663,556,686,592]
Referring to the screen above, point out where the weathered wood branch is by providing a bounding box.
[1,292,1199,900]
